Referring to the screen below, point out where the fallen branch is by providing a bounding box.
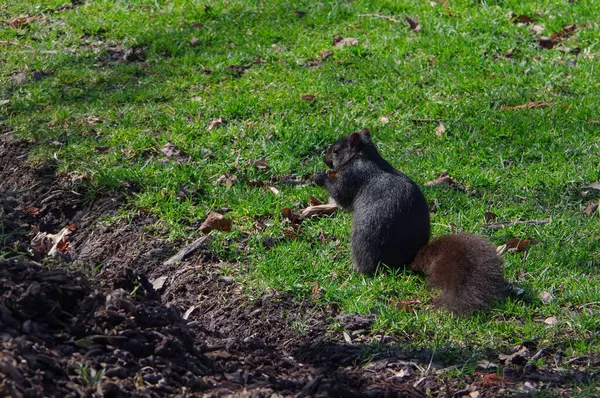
[358,14,400,23]
[0,41,36,57]
[481,218,551,230]
[163,235,211,266]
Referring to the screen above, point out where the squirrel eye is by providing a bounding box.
[333,148,340,155]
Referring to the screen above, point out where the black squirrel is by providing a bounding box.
[314,128,507,314]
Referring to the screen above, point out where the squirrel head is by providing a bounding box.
[323,128,373,169]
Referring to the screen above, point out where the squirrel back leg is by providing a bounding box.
[350,223,382,274]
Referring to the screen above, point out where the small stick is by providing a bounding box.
[358,14,400,23]
[0,41,36,57]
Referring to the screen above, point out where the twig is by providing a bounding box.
[0,41,36,57]
[163,235,211,266]
[481,218,551,230]
[358,14,400,23]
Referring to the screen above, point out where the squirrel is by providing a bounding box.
[314,128,508,314]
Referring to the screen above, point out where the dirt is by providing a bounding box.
[1,130,597,397]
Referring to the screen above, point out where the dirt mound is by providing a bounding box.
[2,131,593,397]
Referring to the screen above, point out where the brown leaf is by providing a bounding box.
[424,171,462,189]
[531,25,544,35]
[544,316,558,326]
[252,157,269,172]
[540,291,554,304]
[82,116,103,125]
[190,37,201,47]
[333,37,359,49]
[310,196,324,206]
[499,346,529,365]
[505,48,516,58]
[405,16,422,32]
[215,173,237,189]
[538,36,556,49]
[379,116,389,124]
[563,23,577,34]
[207,118,225,130]
[484,212,498,223]
[310,282,320,300]
[477,373,506,387]
[160,142,190,163]
[31,224,76,256]
[509,12,536,24]
[4,15,41,29]
[393,299,420,312]
[505,238,539,253]
[584,202,599,216]
[434,123,446,136]
[500,101,549,110]
[22,207,40,215]
[282,207,302,227]
[199,211,232,233]
[300,94,316,101]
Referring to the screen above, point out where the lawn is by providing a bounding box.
[2,0,599,365]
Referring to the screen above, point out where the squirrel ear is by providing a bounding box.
[349,133,360,147]
[358,128,370,137]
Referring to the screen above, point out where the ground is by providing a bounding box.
[1,0,600,396]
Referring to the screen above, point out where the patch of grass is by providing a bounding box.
[2,0,599,362]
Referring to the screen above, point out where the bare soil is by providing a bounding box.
[1,130,596,397]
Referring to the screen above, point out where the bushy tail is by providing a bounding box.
[411,234,508,315]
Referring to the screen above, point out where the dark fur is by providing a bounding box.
[317,129,508,314]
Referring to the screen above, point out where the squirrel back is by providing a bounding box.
[317,129,508,314]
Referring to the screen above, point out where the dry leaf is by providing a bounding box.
[424,171,462,189]
[405,16,422,32]
[215,173,237,189]
[82,116,102,125]
[499,346,529,365]
[333,37,359,49]
[540,291,554,304]
[190,37,201,47]
[252,157,269,172]
[300,94,316,101]
[343,331,352,344]
[151,276,168,291]
[500,101,549,110]
[267,185,280,195]
[484,211,498,223]
[160,142,190,163]
[310,196,324,206]
[505,238,539,253]
[584,202,599,216]
[544,316,558,326]
[583,182,600,190]
[31,224,76,256]
[531,25,544,35]
[393,299,420,312]
[199,211,232,233]
[538,36,555,49]
[21,207,40,215]
[435,123,446,136]
[4,15,41,29]
[477,373,506,387]
[207,118,225,130]
[379,116,389,124]
[509,12,536,24]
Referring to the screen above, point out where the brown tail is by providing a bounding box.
[411,234,508,315]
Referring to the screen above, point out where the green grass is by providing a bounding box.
[2,0,600,360]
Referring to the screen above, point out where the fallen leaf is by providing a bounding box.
[151,276,168,291]
[379,116,389,124]
[505,238,539,253]
[252,157,269,172]
[393,299,420,312]
[499,346,529,365]
[476,360,499,371]
[424,171,463,189]
[584,202,599,216]
[160,142,190,163]
[300,94,316,101]
[544,316,558,326]
[500,101,549,110]
[583,182,600,190]
[31,224,76,256]
[82,116,102,125]
[190,37,201,47]
[310,282,320,300]
[505,48,516,58]
[3,15,41,29]
[293,10,306,17]
[183,305,196,320]
[484,211,498,223]
[343,331,352,344]
[405,16,422,32]
[215,173,237,189]
[22,207,40,215]
[435,123,446,136]
[540,291,554,304]
[333,37,359,49]
[538,36,556,49]
[509,12,536,24]
[477,373,506,388]
[199,211,232,233]
[224,64,250,77]
[267,185,279,195]
[310,196,324,206]
[207,118,225,130]
[531,25,544,35]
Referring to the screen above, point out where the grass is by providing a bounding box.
[2,0,599,362]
